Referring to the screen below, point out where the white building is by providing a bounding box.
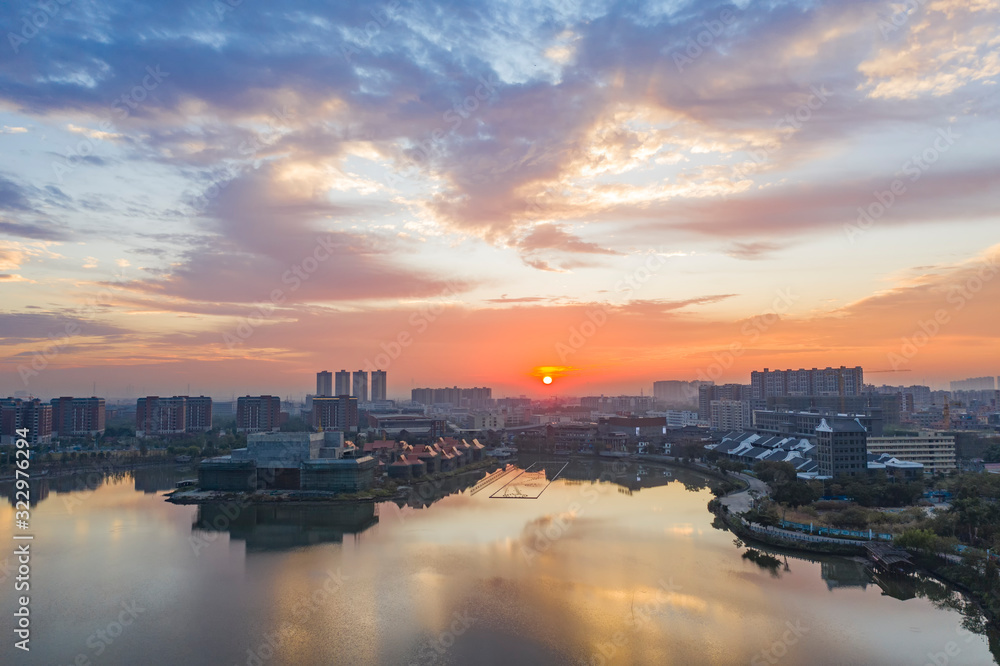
[866,430,957,475]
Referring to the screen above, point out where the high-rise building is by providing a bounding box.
[411,386,493,407]
[136,397,187,437]
[236,395,282,433]
[316,371,333,396]
[814,417,869,478]
[50,397,105,436]
[709,399,752,431]
[352,370,369,402]
[751,366,864,400]
[698,384,751,420]
[311,396,359,431]
[136,396,212,437]
[185,396,213,432]
[371,370,387,402]
[950,376,996,391]
[653,380,711,406]
[1,397,53,445]
[335,370,351,396]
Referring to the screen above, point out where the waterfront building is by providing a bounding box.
[0,397,53,445]
[50,396,105,437]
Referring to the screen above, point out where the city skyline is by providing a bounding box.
[1,1,998,398]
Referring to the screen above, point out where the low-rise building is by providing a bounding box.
[866,431,957,475]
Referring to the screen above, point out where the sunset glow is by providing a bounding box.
[0,0,997,399]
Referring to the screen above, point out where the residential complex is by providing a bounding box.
[0,397,53,445]
[352,370,369,402]
[310,396,359,432]
[867,431,957,475]
[751,366,865,400]
[136,396,213,437]
[316,371,333,396]
[371,370,387,402]
[50,396,106,436]
[236,395,283,433]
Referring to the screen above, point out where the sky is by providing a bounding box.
[0,0,998,401]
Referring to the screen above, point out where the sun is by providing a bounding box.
[542,376,553,385]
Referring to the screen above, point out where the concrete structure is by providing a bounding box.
[200,431,374,493]
[136,396,187,437]
[185,396,213,432]
[335,370,351,396]
[754,409,884,438]
[50,396,105,437]
[1,397,53,445]
[316,371,333,396]
[751,366,864,400]
[867,431,957,475]
[311,396,358,432]
[472,412,505,430]
[950,376,995,391]
[815,417,869,478]
[301,457,377,492]
[371,370,387,402]
[710,399,752,431]
[197,459,256,491]
[581,395,657,413]
[411,386,493,408]
[699,384,752,420]
[352,370,368,402]
[653,380,709,406]
[236,395,283,433]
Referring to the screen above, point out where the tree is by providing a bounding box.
[139,441,148,457]
[895,528,944,553]
[984,444,1000,464]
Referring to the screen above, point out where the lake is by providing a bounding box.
[0,458,996,665]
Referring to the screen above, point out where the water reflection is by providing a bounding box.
[0,461,996,665]
[194,502,379,551]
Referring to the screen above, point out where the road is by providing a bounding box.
[719,472,769,514]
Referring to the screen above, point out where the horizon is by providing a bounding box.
[1,1,998,399]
